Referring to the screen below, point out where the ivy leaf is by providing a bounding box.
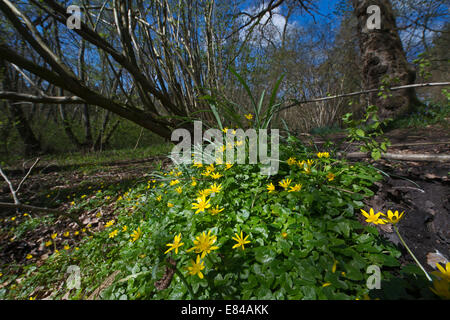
[356,129,365,137]
[371,149,381,160]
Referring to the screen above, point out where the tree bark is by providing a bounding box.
[352,0,422,120]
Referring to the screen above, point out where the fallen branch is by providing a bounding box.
[0,201,61,215]
[390,141,450,148]
[0,158,40,204]
[280,82,450,112]
[343,152,450,162]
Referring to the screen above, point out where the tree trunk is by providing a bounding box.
[1,59,41,156]
[352,0,421,120]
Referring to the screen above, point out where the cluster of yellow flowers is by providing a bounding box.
[360,208,405,225]
[164,230,251,279]
[266,179,302,193]
[317,152,330,158]
[286,157,315,174]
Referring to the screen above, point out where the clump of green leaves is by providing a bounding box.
[413,53,432,79]
[3,135,422,300]
[343,105,391,160]
[202,67,285,130]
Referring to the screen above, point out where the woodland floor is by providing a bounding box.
[1,124,449,276]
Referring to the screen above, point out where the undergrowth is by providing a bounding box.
[0,134,441,300]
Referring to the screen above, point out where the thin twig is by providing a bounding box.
[0,166,20,204]
[17,157,40,193]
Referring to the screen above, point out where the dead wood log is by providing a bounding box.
[342,152,450,162]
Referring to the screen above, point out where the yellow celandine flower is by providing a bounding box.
[175,186,183,194]
[64,245,70,250]
[317,152,330,158]
[81,195,86,199]
[332,260,338,273]
[279,178,292,190]
[208,183,222,194]
[197,189,211,198]
[159,183,165,187]
[109,229,119,238]
[232,231,251,250]
[288,183,302,192]
[201,170,211,177]
[430,278,450,299]
[281,232,288,239]
[176,171,182,177]
[63,231,70,237]
[225,163,233,170]
[193,162,203,168]
[70,201,75,206]
[382,210,405,224]
[130,227,142,243]
[244,113,253,120]
[167,202,174,208]
[187,255,205,279]
[266,182,275,193]
[51,233,57,239]
[23,213,29,217]
[222,127,229,133]
[187,230,219,258]
[306,159,314,166]
[209,205,224,216]
[206,164,215,172]
[304,166,311,174]
[29,296,35,300]
[235,140,244,146]
[164,233,184,254]
[327,172,335,181]
[11,217,16,221]
[105,220,115,228]
[210,172,223,179]
[215,157,224,165]
[322,282,332,287]
[287,157,297,165]
[156,195,162,201]
[74,231,79,236]
[360,208,386,225]
[45,240,52,247]
[82,228,86,233]
[170,179,180,186]
[432,262,450,281]
[191,180,197,187]
[192,196,211,214]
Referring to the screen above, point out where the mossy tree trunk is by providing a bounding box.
[352,0,421,120]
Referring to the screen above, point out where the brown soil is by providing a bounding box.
[311,125,450,271]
